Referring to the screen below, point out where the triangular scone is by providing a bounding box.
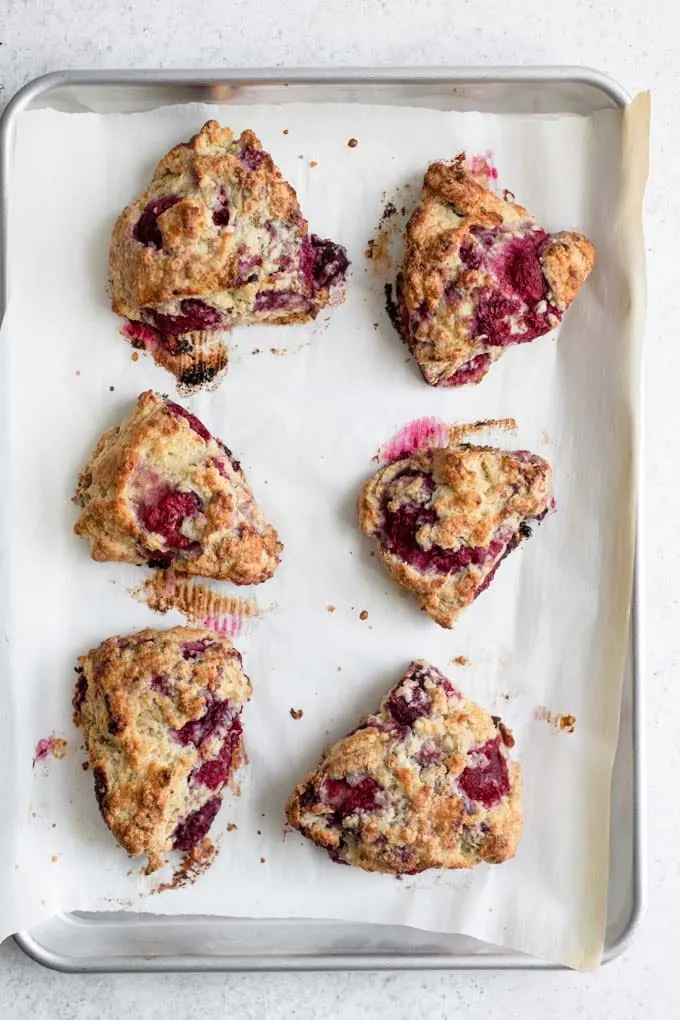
[359,438,552,628]
[74,627,251,873]
[391,155,595,387]
[74,390,282,583]
[286,660,521,874]
[110,120,349,390]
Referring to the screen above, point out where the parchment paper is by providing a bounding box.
[0,94,648,969]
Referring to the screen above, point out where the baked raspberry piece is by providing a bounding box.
[74,390,282,583]
[359,437,552,628]
[110,120,349,391]
[74,627,251,872]
[391,154,595,387]
[286,660,521,874]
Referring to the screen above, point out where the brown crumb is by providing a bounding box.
[359,610,368,621]
[337,666,342,672]
[225,823,238,832]
[369,550,376,557]
[373,322,379,330]
[50,856,58,863]
[251,347,261,355]
[81,761,90,771]
[534,706,576,734]
[153,839,217,893]
[290,708,304,720]
[131,352,139,362]
[298,154,304,159]
[497,721,515,748]
[309,160,318,168]
[260,857,267,864]
[282,128,289,134]
[347,138,358,148]
[74,370,81,377]
[257,830,262,835]
[327,604,336,613]
[451,655,469,666]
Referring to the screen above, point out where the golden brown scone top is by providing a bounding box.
[110,122,349,389]
[74,390,282,583]
[286,660,522,874]
[359,438,553,628]
[74,626,251,872]
[393,154,595,387]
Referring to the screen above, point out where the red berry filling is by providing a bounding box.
[165,399,211,442]
[457,737,510,808]
[386,662,458,728]
[320,776,383,820]
[239,144,266,170]
[254,289,309,314]
[150,674,171,696]
[191,717,242,791]
[140,488,203,552]
[145,299,224,336]
[443,353,492,386]
[133,196,181,249]
[172,795,222,852]
[309,234,350,293]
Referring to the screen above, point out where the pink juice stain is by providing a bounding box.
[378,418,449,463]
[201,614,243,639]
[33,735,67,766]
[469,152,499,182]
[120,320,160,350]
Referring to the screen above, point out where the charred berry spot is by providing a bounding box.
[104,695,123,735]
[384,281,401,336]
[519,520,533,539]
[72,671,88,718]
[172,795,222,852]
[458,737,510,808]
[133,196,180,249]
[93,767,108,812]
[181,638,216,660]
[165,399,212,442]
[179,362,220,388]
[147,554,173,569]
[254,289,309,314]
[212,189,230,227]
[320,776,382,820]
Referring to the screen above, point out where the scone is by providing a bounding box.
[359,437,552,627]
[74,390,282,582]
[286,660,521,874]
[74,627,251,872]
[110,120,350,390]
[390,154,595,386]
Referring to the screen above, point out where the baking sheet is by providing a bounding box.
[0,95,648,969]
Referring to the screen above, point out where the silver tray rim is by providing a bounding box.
[0,65,644,973]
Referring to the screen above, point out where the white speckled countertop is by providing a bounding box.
[0,0,673,1015]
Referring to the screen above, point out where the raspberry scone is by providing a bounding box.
[74,390,282,582]
[359,438,552,628]
[390,154,595,387]
[74,627,251,872]
[110,120,350,390]
[286,660,521,874]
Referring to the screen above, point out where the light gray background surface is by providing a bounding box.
[0,1,671,1016]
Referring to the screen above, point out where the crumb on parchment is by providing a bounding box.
[290,708,304,720]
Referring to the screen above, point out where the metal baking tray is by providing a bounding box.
[0,67,644,972]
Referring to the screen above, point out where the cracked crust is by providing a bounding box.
[358,439,552,628]
[286,660,522,874]
[74,390,282,583]
[74,627,252,872]
[110,120,349,388]
[394,154,595,387]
